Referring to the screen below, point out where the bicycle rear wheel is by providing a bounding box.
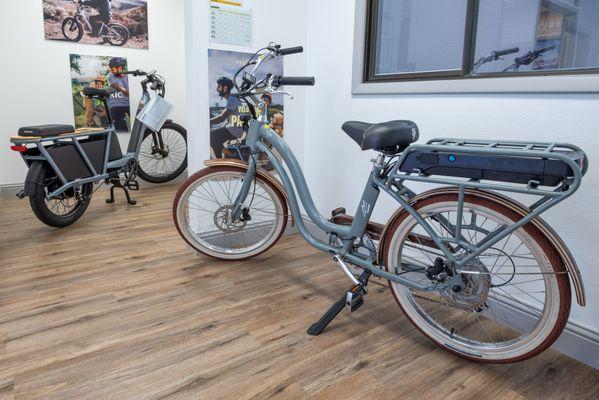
[173,166,288,260]
[382,192,570,363]
[28,162,93,228]
[106,23,129,46]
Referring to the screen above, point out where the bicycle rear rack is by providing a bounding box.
[10,128,120,199]
[388,138,586,211]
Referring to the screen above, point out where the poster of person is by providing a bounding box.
[208,49,284,170]
[43,0,149,49]
[70,54,131,132]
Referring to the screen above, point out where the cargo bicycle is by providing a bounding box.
[10,69,187,227]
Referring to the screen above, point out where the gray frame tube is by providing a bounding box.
[257,142,446,292]
[252,124,353,238]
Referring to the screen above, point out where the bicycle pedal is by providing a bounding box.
[345,284,366,313]
[127,180,140,191]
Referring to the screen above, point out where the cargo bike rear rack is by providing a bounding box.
[10,127,128,200]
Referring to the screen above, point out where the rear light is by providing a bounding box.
[10,145,28,152]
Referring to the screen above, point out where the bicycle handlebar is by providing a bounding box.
[275,76,315,86]
[123,69,146,77]
[276,46,304,56]
[515,44,556,65]
[494,47,519,57]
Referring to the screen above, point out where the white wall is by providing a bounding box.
[184,0,309,175]
[0,0,186,186]
[304,0,599,337]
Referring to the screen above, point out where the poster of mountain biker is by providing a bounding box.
[208,49,284,167]
[42,0,149,49]
[69,53,131,132]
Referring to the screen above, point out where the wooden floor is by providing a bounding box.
[0,183,597,400]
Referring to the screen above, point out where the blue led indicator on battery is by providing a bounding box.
[448,154,456,162]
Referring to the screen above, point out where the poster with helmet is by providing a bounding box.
[208,49,284,170]
[43,0,149,49]
[69,54,131,132]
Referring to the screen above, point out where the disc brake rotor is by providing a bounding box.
[442,258,491,311]
[214,205,247,233]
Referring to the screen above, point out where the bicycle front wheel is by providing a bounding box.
[137,122,188,183]
[173,166,288,260]
[61,18,83,42]
[382,192,571,363]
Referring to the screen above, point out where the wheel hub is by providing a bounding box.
[214,205,247,233]
[151,144,170,159]
[444,258,491,310]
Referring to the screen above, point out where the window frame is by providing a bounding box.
[360,0,599,87]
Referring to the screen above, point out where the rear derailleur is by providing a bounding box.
[106,159,139,205]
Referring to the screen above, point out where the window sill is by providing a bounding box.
[352,0,599,95]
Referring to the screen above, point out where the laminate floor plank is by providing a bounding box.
[0,184,597,399]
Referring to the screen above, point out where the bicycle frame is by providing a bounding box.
[231,117,585,294]
[76,6,93,32]
[75,5,116,37]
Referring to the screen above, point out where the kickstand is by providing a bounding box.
[307,270,371,336]
[106,179,137,205]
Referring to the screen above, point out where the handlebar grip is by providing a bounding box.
[538,44,557,53]
[276,76,315,86]
[123,69,143,76]
[495,47,519,57]
[277,46,304,56]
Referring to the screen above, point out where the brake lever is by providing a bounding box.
[274,90,294,99]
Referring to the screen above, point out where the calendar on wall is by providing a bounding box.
[209,3,253,48]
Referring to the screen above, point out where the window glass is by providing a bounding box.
[374,0,469,75]
[473,0,599,74]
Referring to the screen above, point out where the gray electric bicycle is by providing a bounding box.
[173,43,588,363]
[11,70,187,227]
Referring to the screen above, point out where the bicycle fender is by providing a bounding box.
[23,161,45,197]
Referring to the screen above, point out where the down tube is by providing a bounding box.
[255,141,336,253]
[257,142,445,292]
[258,127,353,238]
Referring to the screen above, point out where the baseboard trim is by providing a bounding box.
[298,216,599,369]
[0,184,23,199]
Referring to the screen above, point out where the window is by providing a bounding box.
[364,0,599,82]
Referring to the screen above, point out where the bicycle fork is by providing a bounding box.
[231,155,257,221]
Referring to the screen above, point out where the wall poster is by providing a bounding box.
[43,0,149,49]
[70,54,131,132]
[208,49,284,170]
